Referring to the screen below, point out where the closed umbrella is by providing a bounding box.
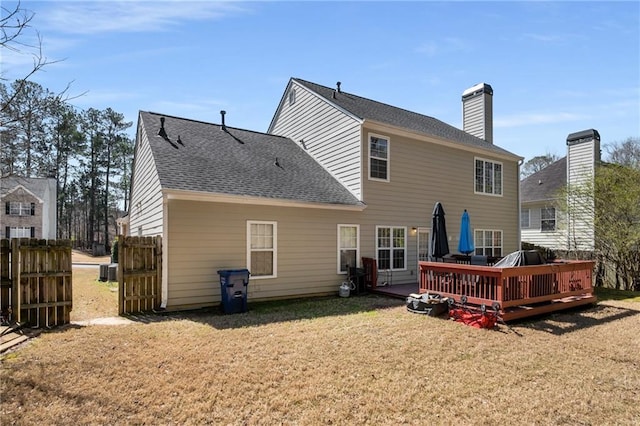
[457,209,475,255]
[431,202,449,261]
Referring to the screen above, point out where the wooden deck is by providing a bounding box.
[370,282,419,299]
[419,260,597,321]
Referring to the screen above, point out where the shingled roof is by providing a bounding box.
[138,111,363,207]
[520,157,567,203]
[290,78,520,159]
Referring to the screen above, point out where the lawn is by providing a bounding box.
[1,268,639,425]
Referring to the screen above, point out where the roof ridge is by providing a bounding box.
[142,110,290,141]
[293,78,442,123]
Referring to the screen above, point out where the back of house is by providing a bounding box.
[127,78,522,311]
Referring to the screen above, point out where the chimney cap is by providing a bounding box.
[566,129,600,145]
[462,83,493,99]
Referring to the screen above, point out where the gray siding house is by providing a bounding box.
[1,176,57,240]
[128,78,522,311]
[520,129,600,251]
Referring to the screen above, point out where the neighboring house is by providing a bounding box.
[520,129,600,251]
[128,78,522,311]
[0,176,57,239]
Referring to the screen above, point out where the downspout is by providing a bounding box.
[517,158,524,251]
[161,193,169,309]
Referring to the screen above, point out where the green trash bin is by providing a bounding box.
[217,269,250,314]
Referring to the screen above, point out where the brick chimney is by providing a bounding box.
[462,83,493,144]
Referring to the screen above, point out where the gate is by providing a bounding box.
[118,235,162,315]
[0,238,72,328]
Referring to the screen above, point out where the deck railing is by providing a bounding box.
[418,260,596,321]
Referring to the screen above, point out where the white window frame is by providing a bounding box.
[10,227,31,238]
[541,207,556,232]
[474,157,503,196]
[376,226,407,271]
[417,228,431,262]
[520,209,530,229]
[337,224,359,274]
[474,229,503,257]
[247,221,277,279]
[368,133,390,182]
[9,202,32,216]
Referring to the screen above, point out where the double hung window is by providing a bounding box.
[376,226,406,270]
[247,221,277,278]
[338,225,359,274]
[474,229,502,257]
[369,134,389,181]
[475,158,502,195]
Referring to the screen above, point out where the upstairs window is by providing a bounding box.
[369,134,389,181]
[6,202,35,216]
[541,207,556,232]
[475,158,502,196]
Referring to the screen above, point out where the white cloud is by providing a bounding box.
[415,37,469,57]
[495,111,589,128]
[41,1,251,35]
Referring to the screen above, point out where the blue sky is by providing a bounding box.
[4,1,639,163]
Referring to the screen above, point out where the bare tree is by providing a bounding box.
[0,2,81,133]
[1,2,51,119]
[605,137,640,170]
[521,153,559,178]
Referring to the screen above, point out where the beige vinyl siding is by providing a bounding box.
[129,121,164,237]
[358,124,520,281]
[269,82,362,199]
[166,200,360,309]
[520,201,568,250]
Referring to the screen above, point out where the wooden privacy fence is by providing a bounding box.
[118,235,162,315]
[0,238,72,328]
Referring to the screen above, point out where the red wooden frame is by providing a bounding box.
[419,260,596,321]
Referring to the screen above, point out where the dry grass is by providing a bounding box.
[70,267,119,321]
[1,270,640,425]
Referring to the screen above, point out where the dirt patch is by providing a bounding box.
[72,249,111,264]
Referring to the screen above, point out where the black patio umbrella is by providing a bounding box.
[431,202,450,261]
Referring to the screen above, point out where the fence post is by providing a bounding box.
[118,234,124,315]
[155,236,162,308]
[10,238,20,324]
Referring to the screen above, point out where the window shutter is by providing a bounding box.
[5,227,9,238]
[31,203,35,216]
[30,227,35,238]
[5,202,9,214]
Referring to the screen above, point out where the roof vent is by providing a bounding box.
[220,110,227,131]
[158,117,168,138]
[336,81,341,93]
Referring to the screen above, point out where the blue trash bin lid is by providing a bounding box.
[217,268,251,276]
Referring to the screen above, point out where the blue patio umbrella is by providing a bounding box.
[431,202,449,260]
[457,209,475,255]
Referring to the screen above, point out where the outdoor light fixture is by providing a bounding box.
[411,227,417,233]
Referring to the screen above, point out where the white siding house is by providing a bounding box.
[520,129,600,251]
